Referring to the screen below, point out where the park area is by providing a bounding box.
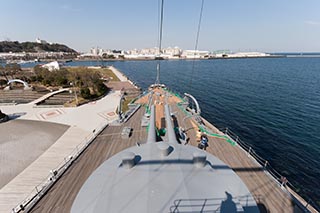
[0,64,120,106]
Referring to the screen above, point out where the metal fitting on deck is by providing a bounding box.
[157,142,172,156]
[122,152,136,169]
[193,152,207,168]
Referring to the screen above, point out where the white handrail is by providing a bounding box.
[222,127,319,212]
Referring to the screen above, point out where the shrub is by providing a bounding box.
[80,87,91,99]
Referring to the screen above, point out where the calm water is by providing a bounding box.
[5,58,320,206]
[108,58,320,206]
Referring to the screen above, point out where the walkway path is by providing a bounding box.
[29,88,70,105]
[108,66,128,82]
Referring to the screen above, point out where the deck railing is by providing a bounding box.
[119,104,141,123]
[11,121,109,213]
[223,127,320,212]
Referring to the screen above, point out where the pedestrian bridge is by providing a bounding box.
[6,79,30,90]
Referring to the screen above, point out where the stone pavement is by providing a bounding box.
[0,126,89,212]
[109,66,128,82]
[1,90,121,132]
[0,90,121,212]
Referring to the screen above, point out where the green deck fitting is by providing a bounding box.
[177,102,192,116]
[164,88,184,101]
[158,128,166,136]
[145,105,151,114]
[176,103,235,146]
[198,125,236,146]
[147,125,161,137]
[172,92,184,101]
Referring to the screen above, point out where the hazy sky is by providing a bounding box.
[1,0,320,52]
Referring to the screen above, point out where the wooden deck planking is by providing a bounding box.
[29,107,147,213]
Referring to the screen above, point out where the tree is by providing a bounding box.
[0,65,8,81]
[80,87,91,99]
[33,65,49,83]
[52,69,68,86]
[5,63,21,79]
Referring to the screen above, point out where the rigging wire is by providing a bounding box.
[189,0,205,88]
[157,0,161,48]
[155,0,164,85]
[159,0,164,53]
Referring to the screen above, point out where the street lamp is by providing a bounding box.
[70,82,78,106]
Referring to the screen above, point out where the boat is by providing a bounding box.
[11,1,319,213]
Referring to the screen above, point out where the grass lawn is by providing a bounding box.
[66,67,120,82]
[99,68,120,82]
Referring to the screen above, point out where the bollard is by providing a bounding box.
[122,152,136,169]
[157,142,172,157]
[193,152,207,168]
[248,147,252,157]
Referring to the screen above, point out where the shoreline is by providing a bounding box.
[1,55,287,64]
[73,54,286,62]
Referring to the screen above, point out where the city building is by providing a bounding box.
[181,50,210,59]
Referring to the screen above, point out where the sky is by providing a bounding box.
[1,0,320,52]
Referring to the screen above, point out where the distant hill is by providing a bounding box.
[0,41,78,53]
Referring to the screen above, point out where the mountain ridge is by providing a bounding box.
[0,41,78,53]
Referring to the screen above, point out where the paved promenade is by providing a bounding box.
[108,66,128,82]
[0,90,121,212]
[1,90,121,132]
[0,120,69,189]
[0,127,88,212]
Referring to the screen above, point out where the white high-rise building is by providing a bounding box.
[35,38,48,44]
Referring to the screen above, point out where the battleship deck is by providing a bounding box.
[28,87,306,212]
[29,107,147,213]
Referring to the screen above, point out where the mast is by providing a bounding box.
[155,0,164,85]
[189,0,205,87]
